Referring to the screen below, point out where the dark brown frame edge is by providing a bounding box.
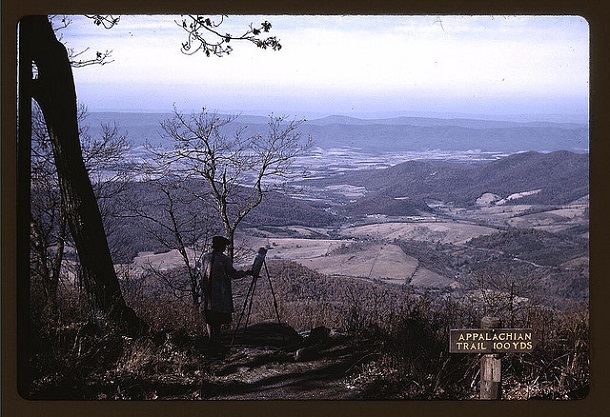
[2,1,608,416]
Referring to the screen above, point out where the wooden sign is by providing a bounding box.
[449,328,536,353]
[454,318,536,399]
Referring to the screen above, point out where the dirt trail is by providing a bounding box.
[194,324,377,400]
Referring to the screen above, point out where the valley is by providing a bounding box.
[116,147,589,305]
[83,112,589,305]
[28,112,590,400]
[238,191,588,299]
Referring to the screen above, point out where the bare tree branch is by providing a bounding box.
[150,107,310,259]
[177,15,282,57]
[49,15,117,68]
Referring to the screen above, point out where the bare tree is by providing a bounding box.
[30,102,131,320]
[151,108,312,260]
[18,14,286,398]
[30,103,67,320]
[79,115,134,263]
[20,15,144,336]
[19,14,285,335]
[121,171,218,308]
[467,269,534,327]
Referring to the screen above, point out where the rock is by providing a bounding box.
[294,346,319,362]
[308,326,330,343]
[236,321,303,347]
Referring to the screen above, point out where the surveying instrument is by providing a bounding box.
[231,247,282,345]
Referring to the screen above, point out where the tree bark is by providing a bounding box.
[20,15,147,335]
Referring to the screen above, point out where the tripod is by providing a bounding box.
[232,258,282,345]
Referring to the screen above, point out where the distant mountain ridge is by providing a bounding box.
[307,114,586,129]
[86,112,589,154]
[294,123,588,153]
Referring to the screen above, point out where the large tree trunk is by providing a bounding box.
[20,15,147,335]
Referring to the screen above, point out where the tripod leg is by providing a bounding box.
[244,275,258,330]
[262,260,285,345]
[232,275,257,345]
[263,260,282,325]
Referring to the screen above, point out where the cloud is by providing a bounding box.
[64,15,589,116]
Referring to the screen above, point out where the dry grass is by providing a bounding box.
[27,257,589,400]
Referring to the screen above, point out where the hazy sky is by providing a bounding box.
[61,15,589,121]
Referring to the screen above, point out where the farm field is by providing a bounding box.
[125,187,588,295]
[239,217,499,288]
[243,237,430,286]
[339,219,498,245]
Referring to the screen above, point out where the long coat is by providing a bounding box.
[199,251,247,314]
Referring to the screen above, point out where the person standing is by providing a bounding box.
[198,236,251,342]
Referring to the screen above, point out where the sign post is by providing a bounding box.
[449,317,536,400]
[480,317,502,400]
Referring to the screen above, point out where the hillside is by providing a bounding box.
[28,259,589,400]
[471,151,590,205]
[342,194,434,217]
[303,150,589,216]
[468,228,589,268]
[247,190,337,227]
[97,151,588,264]
[97,180,339,262]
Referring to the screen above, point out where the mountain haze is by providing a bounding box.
[85,112,589,154]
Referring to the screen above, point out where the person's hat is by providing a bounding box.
[212,235,231,247]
